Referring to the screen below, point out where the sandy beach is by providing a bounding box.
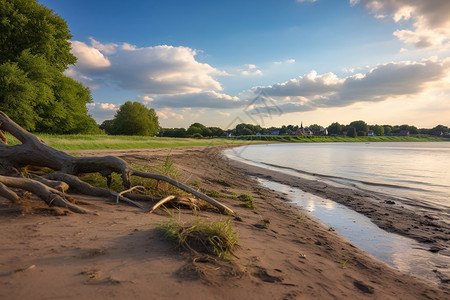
[0,145,448,299]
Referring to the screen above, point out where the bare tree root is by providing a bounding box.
[43,173,144,209]
[0,175,89,213]
[0,111,234,215]
[0,182,20,202]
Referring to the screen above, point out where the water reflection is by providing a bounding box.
[258,178,448,285]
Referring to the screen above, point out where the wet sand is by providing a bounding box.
[0,145,448,299]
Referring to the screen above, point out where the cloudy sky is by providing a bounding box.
[41,0,450,129]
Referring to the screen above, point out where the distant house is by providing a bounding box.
[256,132,262,136]
[270,130,280,136]
[367,130,375,136]
[226,132,233,137]
[312,127,328,136]
[296,122,313,136]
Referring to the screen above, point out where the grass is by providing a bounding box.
[5,132,447,151]
[238,194,255,209]
[5,133,266,150]
[158,218,238,259]
[229,134,448,143]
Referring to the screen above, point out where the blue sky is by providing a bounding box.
[41,0,450,129]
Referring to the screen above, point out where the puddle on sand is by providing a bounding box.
[258,178,448,285]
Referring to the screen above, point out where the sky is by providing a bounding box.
[40,0,450,129]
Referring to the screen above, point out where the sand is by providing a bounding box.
[0,145,448,299]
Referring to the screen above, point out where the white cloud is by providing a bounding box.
[87,102,119,123]
[68,39,225,95]
[352,0,450,49]
[88,37,118,55]
[273,59,296,65]
[152,91,244,109]
[240,64,263,76]
[157,108,184,120]
[70,41,111,70]
[253,57,450,113]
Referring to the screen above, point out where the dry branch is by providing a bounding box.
[148,195,176,214]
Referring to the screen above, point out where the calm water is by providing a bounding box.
[225,142,450,283]
[228,142,450,211]
[258,179,448,284]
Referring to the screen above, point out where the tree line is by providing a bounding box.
[159,120,449,138]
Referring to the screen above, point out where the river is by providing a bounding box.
[224,142,450,284]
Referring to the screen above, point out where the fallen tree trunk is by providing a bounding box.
[0,111,234,215]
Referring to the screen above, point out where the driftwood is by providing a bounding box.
[0,111,234,215]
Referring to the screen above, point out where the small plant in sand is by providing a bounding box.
[238,194,255,209]
[158,218,238,259]
[340,260,349,269]
[205,189,224,198]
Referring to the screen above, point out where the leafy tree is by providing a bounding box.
[100,120,115,134]
[383,125,392,135]
[109,101,159,136]
[327,122,342,135]
[0,0,99,133]
[347,127,357,138]
[349,120,369,136]
[431,125,449,134]
[187,122,212,137]
[208,127,225,137]
[371,125,384,136]
[159,128,187,137]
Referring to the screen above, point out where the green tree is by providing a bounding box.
[431,125,449,134]
[327,122,342,135]
[383,125,392,135]
[208,127,224,137]
[349,120,369,136]
[110,101,159,136]
[347,127,357,138]
[0,0,99,133]
[371,125,384,136]
[187,122,212,137]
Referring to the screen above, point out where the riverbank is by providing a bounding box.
[0,145,448,299]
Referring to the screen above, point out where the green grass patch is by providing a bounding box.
[158,218,238,259]
[229,135,448,143]
[5,132,447,151]
[5,133,267,150]
[238,194,255,209]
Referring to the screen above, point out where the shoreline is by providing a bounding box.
[0,145,448,299]
[223,148,450,258]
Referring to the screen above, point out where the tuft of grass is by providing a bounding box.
[238,194,255,209]
[340,260,349,269]
[205,190,224,198]
[297,214,306,221]
[158,218,238,259]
